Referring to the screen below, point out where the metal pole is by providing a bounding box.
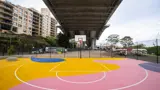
[89,47,90,58]
[78,48,79,58]
[156,39,159,63]
[50,47,51,58]
[35,46,37,57]
[111,46,113,58]
[10,37,11,47]
[80,46,82,58]
[100,44,101,58]
[64,49,65,58]
[2,46,5,56]
[137,42,139,60]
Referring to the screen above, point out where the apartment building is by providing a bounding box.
[41,8,57,37]
[50,17,57,36]
[41,8,51,37]
[13,5,33,35]
[29,8,42,36]
[0,0,13,32]
[0,0,57,37]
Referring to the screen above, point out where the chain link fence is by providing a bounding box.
[126,39,160,63]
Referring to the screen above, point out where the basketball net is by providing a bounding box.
[78,38,83,47]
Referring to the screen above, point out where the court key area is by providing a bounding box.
[0,57,160,90]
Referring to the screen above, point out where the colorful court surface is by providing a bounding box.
[0,58,160,90]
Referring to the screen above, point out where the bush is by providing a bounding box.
[146,46,160,56]
[7,45,15,56]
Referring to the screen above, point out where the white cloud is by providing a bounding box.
[9,0,47,11]
[99,16,160,43]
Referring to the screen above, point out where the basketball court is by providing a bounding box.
[0,35,160,90]
[0,57,160,90]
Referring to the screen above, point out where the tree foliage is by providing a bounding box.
[132,44,146,49]
[45,36,57,46]
[7,45,15,55]
[107,34,119,45]
[57,33,69,48]
[120,36,133,48]
[69,39,76,48]
[146,46,160,55]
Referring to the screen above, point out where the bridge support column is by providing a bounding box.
[92,38,96,50]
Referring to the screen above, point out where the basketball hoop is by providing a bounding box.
[75,35,86,42]
[75,35,86,58]
[78,38,83,45]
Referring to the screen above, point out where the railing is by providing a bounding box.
[0,9,12,16]
[0,14,12,21]
[0,5,13,11]
[0,21,12,25]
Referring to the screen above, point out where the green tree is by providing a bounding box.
[120,36,133,48]
[132,44,146,49]
[45,36,57,46]
[7,45,15,55]
[146,46,160,55]
[57,33,69,48]
[69,39,76,48]
[107,34,119,45]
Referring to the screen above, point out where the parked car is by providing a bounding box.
[45,47,56,53]
[115,49,127,56]
[32,48,43,54]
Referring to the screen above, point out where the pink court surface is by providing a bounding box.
[0,58,160,90]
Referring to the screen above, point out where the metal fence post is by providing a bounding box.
[50,47,51,58]
[22,44,24,56]
[80,47,82,58]
[2,47,5,56]
[64,49,65,58]
[100,45,101,58]
[156,39,159,63]
[137,42,139,60]
[89,47,90,58]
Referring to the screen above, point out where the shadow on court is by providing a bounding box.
[139,62,160,73]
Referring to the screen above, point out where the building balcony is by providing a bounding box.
[0,15,12,21]
[33,13,41,18]
[0,9,12,16]
[0,21,12,26]
[0,5,13,12]
[32,26,39,30]
[0,1,13,8]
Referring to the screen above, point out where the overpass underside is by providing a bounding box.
[43,0,122,47]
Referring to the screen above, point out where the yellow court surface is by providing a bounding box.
[0,58,124,90]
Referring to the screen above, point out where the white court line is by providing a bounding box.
[56,71,106,84]
[110,66,148,90]
[15,65,56,90]
[54,62,108,84]
[145,64,160,68]
[49,62,65,72]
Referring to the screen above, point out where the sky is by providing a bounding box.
[8,0,160,44]
[98,0,160,44]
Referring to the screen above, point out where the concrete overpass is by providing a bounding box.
[43,0,122,48]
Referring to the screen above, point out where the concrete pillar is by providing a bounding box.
[92,38,96,50]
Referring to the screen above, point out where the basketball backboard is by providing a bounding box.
[75,35,86,42]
